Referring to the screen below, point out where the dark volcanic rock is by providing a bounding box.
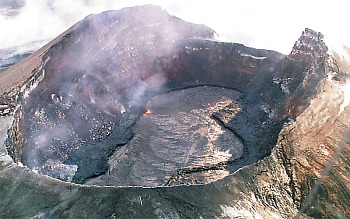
[6,5,216,183]
[0,4,349,218]
[5,5,288,185]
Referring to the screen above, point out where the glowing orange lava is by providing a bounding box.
[143,109,152,116]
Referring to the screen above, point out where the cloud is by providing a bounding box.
[0,0,125,49]
[0,0,349,54]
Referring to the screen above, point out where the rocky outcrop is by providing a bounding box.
[0,5,349,218]
[278,35,350,217]
[274,28,328,117]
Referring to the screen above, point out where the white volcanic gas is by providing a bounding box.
[0,0,349,54]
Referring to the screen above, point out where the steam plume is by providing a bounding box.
[1,0,349,54]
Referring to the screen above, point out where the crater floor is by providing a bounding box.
[86,86,244,186]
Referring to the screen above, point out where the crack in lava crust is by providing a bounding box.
[85,86,245,187]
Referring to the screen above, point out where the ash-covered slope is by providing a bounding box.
[0,5,349,218]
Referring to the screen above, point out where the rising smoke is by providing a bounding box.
[13,5,214,182]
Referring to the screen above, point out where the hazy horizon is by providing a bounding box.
[0,0,349,54]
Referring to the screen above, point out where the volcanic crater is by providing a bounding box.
[3,5,322,188]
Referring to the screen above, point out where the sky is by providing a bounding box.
[0,0,349,54]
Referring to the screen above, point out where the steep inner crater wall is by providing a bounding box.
[4,6,324,187]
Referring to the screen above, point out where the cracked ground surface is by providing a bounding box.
[86,86,245,186]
